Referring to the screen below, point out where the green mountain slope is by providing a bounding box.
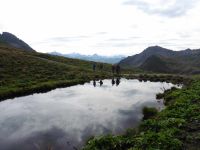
[140,55,171,73]
[0,44,111,100]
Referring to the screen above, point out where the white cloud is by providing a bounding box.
[0,0,200,55]
[124,0,199,17]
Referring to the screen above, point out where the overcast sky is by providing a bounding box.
[0,0,200,56]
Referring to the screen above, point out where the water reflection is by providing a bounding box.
[99,80,103,86]
[93,79,96,87]
[94,78,120,87]
[0,79,177,150]
[116,78,120,86]
[111,78,115,86]
[111,78,120,86]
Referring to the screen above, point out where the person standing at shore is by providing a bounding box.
[93,63,96,72]
[116,65,120,75]
[112,65,115,74]
[99,63,103,71]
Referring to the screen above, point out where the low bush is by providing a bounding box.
[142,107,158,120]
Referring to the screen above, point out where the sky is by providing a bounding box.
[0,0,200,56]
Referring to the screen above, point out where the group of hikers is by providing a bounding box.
[92,63,121,74]
[112,65,121,74]
[92,62,121,87]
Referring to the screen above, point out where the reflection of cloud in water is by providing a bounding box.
[121,89,140,98]
[0,79,176,150]
[51,89,77,100]
[0,125,113,150]
[117,101,157,131]
[0,127,69,150]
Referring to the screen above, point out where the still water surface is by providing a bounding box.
[0,79,176,150]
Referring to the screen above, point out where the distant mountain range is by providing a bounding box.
[119,46,200,74]
[2,31,200,74]
[49,52,125,64]
[0,32,34,51]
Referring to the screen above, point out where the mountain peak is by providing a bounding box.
[93,53,98,56]
[0,32,35,52]
[2,32,17,38]
[145,46,170,51]
[147,45,163,49]
[185,48,192,51]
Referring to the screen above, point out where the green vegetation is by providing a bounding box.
[1,44,200,149]
[83,79,200,150]
[142,107,158,120]
[140,55,171,73]
[0,45,112,101]
[123,73,191,85]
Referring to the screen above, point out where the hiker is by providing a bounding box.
[112,65,115,74]
[111,78,115,86]
[100,80,103,86]
[99,63,103,71]
[116,65,121,75]
[116,78,120,86]
[93,63,96,71]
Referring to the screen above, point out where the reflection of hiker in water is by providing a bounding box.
[100,80,103,86]
[116,65,121,75]
[112,65,115,74]
[93,63,96,71]
[116,78,120,86]
[111,78,115,86]
[93,79,96,87]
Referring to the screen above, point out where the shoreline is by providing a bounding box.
[0,79,88,101]
[0,74,191,102]
[0,73,112,101]
[83,76,199,150]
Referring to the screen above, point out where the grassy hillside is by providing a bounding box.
[140,55,171,73]
[83,78,200,150]
[0,44,112,100]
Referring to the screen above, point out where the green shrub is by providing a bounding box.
[142,107,158,120]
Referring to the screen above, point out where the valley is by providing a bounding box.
[0,32,200,150]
